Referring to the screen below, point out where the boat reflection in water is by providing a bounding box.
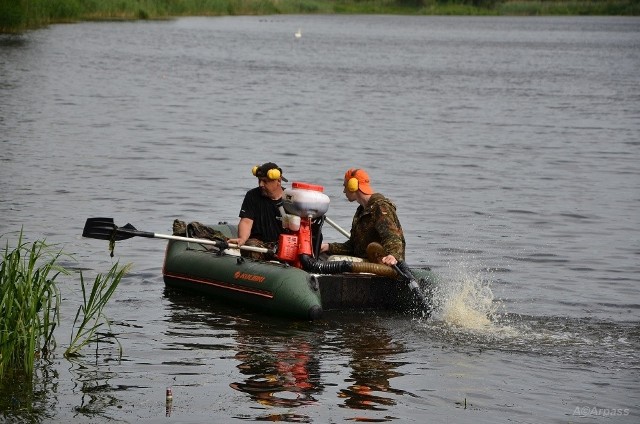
[229,337,321,408]
[164,288,323,420]
[334,318,412,412]
[164,289,413,419]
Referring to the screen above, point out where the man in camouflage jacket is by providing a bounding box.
[321,168,405,266]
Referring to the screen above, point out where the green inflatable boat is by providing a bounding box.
[83,182,436,320]
[161,222,436,321]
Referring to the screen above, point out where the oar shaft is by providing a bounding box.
[324,216,350,238]
[82,218,270,254]
[150,233,268,253]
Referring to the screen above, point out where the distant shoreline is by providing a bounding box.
[2,0,638,34]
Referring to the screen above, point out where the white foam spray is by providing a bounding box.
[429,259,511,335]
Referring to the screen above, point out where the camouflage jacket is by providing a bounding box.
[328,193,405,261]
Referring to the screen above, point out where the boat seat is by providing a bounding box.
[327,255,363,263]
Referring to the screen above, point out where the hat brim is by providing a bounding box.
[358,183,373,195]
[256,175,288,182]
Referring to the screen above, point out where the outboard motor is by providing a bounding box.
[276,182,330,268]
[275,182,399,281]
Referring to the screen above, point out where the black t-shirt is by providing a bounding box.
[239,187,285,243]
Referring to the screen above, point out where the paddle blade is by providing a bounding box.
[82,217,137,241]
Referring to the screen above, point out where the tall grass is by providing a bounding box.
[0,232,64,380]
[1,0,637,33]
[498,0,640,15]
[1,231,130,383]
[64,263,130,358]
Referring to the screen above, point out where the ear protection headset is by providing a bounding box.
[252,164,281,180]
[346,168,360,193]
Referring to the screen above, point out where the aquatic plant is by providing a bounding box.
[64,262,131,358]
[1,230,130,382]
[0,232,64,380]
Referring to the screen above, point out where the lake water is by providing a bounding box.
[1,14,639,423]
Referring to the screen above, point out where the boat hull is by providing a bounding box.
[163,240,323,320]
[162,225,436,320]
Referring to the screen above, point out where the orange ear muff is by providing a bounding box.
[252,165,259,176]
[267,168,281,180]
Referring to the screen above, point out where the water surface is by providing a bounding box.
[1,15,639,423]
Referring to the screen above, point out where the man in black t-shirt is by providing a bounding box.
[228,162,289,259]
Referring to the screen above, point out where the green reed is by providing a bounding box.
[2,0,637,33]
[0,232,64,380]
[1,230,130,382]
[64,262,130,359]
[497,0,640,15]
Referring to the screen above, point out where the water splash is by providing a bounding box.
[430,261,505,333]
[439,280,494,330]
[421,262,640,371]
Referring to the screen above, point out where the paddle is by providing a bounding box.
[324,216,431,313]
[392,262,431,314]
[82,217,269,254]
[324,216,350,238]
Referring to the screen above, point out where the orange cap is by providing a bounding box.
[344,168,373,195]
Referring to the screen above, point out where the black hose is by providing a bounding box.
[299,254,398,278]
[300,254,353,274]
[312,217,324,259]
